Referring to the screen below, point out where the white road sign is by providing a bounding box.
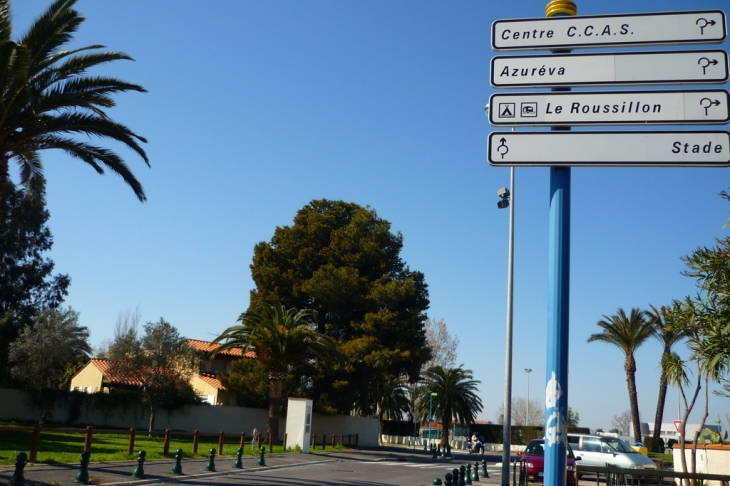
[491,50,729,88]
[493,10,727,51]
[487,131,730,167]
[489,90,730,126]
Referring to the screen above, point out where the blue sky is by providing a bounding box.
[10,0,730,432]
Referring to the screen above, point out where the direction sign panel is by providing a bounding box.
[493,10,727,51]
[489,90,730,126]
[487,131,730,167]
[491,50,729,88]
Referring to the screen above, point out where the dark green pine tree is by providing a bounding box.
[249,199,431,415]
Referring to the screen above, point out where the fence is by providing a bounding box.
[511,461,730,486]
[0,424,359,463]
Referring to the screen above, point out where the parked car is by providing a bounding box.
[567,434,657,473]
[517,439,578,485]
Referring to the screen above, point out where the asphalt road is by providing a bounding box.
[0,448,511,486]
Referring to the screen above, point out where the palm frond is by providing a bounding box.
[0,0,12,43]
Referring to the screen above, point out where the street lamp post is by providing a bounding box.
[498,168,514,486]
[429,392,438,450]
[525,368,532,425]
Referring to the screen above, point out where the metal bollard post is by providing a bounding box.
[132,450,146,479]
[74,450,91,483]
[233,447,243,469]
[171,449,183,474]
[205,448,216,472]
[257,446,266,466]
[9,452,27,486]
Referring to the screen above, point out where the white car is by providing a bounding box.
[567,434,657,473]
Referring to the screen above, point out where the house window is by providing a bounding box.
[198,395,214,404]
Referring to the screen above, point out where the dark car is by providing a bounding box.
[517,439,578,485]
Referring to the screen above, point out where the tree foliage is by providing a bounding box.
[416,365,482,447]
[0,181,69,386]
[108,317,199,433]
[497,397,542,426]
[9,307,88,387]
[423,317,459,371]
[0,0,149,201]
[249,199,431,414]
[587,307,655,443]
[212,299,338,439]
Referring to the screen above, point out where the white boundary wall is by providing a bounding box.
[0,388,379,447]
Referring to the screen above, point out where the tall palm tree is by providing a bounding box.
[646,304,685,452]
[211,299,338,440]
[0,0,148,201]
[417,365,482,448]
[587,307,654,443]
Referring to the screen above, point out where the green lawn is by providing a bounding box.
[0,426,352,465]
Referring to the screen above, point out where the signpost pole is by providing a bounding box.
[545,2,574,486]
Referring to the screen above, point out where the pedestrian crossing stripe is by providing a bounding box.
[358,461,501,474]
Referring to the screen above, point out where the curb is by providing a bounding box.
[102,458,339,485]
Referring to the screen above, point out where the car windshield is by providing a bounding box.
[601,438,634,453]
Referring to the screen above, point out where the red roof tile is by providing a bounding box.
[187,339,256,359]
[89,358,143,387]
[198,372,225,390]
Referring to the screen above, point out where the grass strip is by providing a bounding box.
[0,428,352,465]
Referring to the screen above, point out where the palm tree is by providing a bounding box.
[587,307,654,443]
[211,299,338,440]
[0,0,148,201]
[646,304,685,452]
[417,365,482,449]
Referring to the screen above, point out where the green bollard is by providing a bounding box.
[205,448,216,471]
[234,447,243,468]
[446,444,452,457]
[9,452,27,486]
[424,440,428,451]
[74,450,91,483]
[257,446,266,466]
[132,450,146,479]
[459,464,467,486]
[472,460,480,482]
[481,459,489,478]
[171,449,183,474]
[452,467,460,486]
[465,463,473,484]
[433,478,443,485]
[432,443,438,459]
[444,472,453,486]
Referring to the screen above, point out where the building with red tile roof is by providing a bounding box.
[69,338,255,405]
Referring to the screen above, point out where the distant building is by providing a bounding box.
[69,338,255,405]
[646,422,722,443]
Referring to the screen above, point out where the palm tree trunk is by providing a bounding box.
[625,354,642,443]
[441,416,451,449]
[651,372,669,452]
[268,372,286,441]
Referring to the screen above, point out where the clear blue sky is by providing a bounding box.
[10,0,730,432]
